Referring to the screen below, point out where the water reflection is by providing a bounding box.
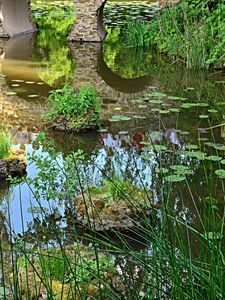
[0,23,225,245]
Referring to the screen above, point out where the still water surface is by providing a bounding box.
[0,1,225,246]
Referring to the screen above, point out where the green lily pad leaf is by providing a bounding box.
[204,142,215,147]
[204,232,223,240]
[208,109,218,113]
[148,92,167,97]
[132,115,146,119]
[197,103,209,107]
[206,156,222,161]
[215,169,225,178]
[11,79,24,82]
[119,131,128,135]
[28,95,39,98]
[120,116,131,121]
[143,144,167,151]
[185,144,199,150]
[4,91,17,96]
[138,105,148,109]
[159,110,170,114]
[151,108,161,112]
[179,151,207,160]
[155,167,169,174]
[109,118,120,122]
[220,160,225,165]
[169,108,180,113]
[167,96,186,101]
[131,100,144,104]
[165,175,186,182]
[213,144,225,151]
[149,99,164,104]
[181,103,194,109]
[199,115,209,119]
[170,165,190,171]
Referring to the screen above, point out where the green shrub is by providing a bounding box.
[0,126,12,159]
[122,0,225,69]
[44,85,101,131]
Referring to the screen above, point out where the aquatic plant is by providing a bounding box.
[44,85,101,131]
[0,126,12,159]
[122,0,225,68]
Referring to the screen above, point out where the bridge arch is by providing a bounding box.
[0,0,107,42]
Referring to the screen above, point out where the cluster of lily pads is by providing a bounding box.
[100,88,225,181]
[104,1,160,28]
[3,79,44,99]
[31,0,74,20]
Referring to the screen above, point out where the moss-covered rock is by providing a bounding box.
[75,184,155,231]
[0,149,26,179]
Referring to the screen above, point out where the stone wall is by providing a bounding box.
[69,0,107,42]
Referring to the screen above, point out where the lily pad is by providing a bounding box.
[155,167,169,174]
[149,99,164,104]
[185,144,199,150]
[206,156,222,162]
[167,96,186,101]
[215,169,225,178]
[4,91,17,96]
[151,108,161,112]
[208,109,218,113]
[119,131,128,135]
[199,115,209,119]
[169,108,180,113]
[28,95,39,98]
[148,92,167,98]
[25,81,35,84]
[212,144,225,151]
[165,175,186,182]
[159,110,170,114]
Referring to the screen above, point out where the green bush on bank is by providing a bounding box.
[122,0,225,69]
[44,85,101,131]
[0,126,12,159]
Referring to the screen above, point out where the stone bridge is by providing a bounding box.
[0,0,179,41]
[0,0,107,41]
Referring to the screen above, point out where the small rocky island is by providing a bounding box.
[0,149,26,180]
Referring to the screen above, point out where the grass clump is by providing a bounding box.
[122,0,225,68]
[0,126,12,159]
[44,85,101,131]
[15,245,115,299]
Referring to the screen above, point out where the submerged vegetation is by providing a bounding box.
[44,85,101,131]
[122,0,225,68]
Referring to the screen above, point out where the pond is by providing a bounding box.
[0,0,225,298]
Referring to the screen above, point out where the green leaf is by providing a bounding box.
[165,175,186,182]
[215,169,225,178]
